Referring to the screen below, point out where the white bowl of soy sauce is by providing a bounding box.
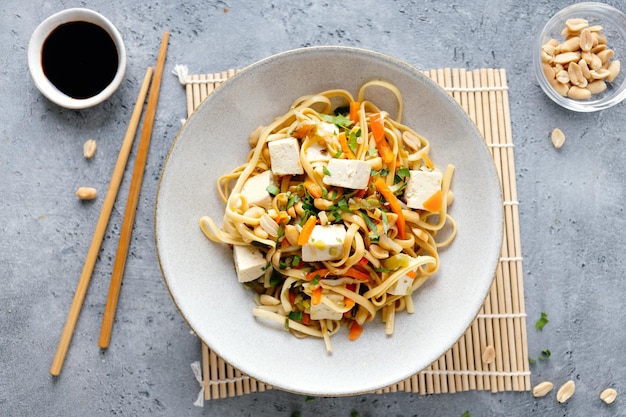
[28,8,126,109]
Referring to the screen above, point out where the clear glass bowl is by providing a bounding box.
[534,2,626,112]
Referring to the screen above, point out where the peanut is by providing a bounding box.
[551,128,565,149]
[600,388,617,404]
[481,345,496,364]
[533,381,554,398]
[556,380,575,403]
[83,139,97,159]
[567,86,592,100]
[76,186,97,200]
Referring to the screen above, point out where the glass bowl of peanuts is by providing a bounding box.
[535,2,626,112]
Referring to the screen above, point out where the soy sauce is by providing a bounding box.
[42,21,118,99]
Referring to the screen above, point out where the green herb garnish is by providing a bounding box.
[539,349,551,360]
[321,113,353,129]
[536,312,549,330]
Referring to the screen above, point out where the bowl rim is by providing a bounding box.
[534,1,626,112]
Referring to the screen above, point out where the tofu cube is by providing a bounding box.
[301,224,346,262]
[315,121,338,139]
[322,158,371,190]
[387,272,414,296]
[404,169,443,210]
[240,170,275,209]
[309,293,344,320]
[304,141,331,162]
[232,245,267,283]
[268,137,304,175]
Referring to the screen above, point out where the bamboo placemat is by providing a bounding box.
[176,67,530,401]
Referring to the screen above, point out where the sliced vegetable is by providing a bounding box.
[369,113,394,164]
[348,321,363,341]
[422,189,443,212]
[311,286,322,305]
[297,215,317,245]
[374,177,406,239]
[349,101,360,124]
[338,132,356,159]
[304,180,323,198]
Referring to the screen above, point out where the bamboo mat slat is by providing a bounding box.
[180,67,529,401]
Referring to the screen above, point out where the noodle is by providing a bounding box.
[199,81,456,352]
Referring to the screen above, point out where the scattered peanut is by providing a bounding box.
[556,380,576,403]
[259,294,280,306]
[551,128,566,149]
[76,186,97,200]
[533,381,554,398]
[83,139,97,159]
[541,18,621,100]
[482,345,496,364]
[600,387,617,404]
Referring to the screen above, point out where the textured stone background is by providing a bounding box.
[2,1,626,416]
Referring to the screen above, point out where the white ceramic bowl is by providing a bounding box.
[155,46,502,396]
[28,8,126,109]
[534,2,626,112]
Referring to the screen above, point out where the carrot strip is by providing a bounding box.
[344,297,355,310]
[338,132,355,159]
[374,177,406,239]
[369,113,394,164]
[304,180,323,198]
[422,189,443,212]
[312,286,322,305]
[349,101,360,124]
[348,321,363,341]
[302,312,311,325]
[306,268,328,281]
[297,216,317,245]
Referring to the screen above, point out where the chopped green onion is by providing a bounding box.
[288,311,303,321]
[461,412,471,417]
[360,211,379,241]
[539,349,551,360]
[266,184,280,196]
[381,210,388,233]
[323,166,331,176]
[287,193,299,208]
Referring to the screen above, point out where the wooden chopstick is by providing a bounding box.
[50,67,154,377]
[98,32,170,349]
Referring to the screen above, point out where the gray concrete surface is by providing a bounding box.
[2,1,626,416]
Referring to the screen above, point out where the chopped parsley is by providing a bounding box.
[321,113,353,130]
[535,312,549,331]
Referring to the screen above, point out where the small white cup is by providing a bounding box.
[28,8,127,109]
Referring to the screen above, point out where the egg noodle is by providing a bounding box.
[200,81,456,352]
